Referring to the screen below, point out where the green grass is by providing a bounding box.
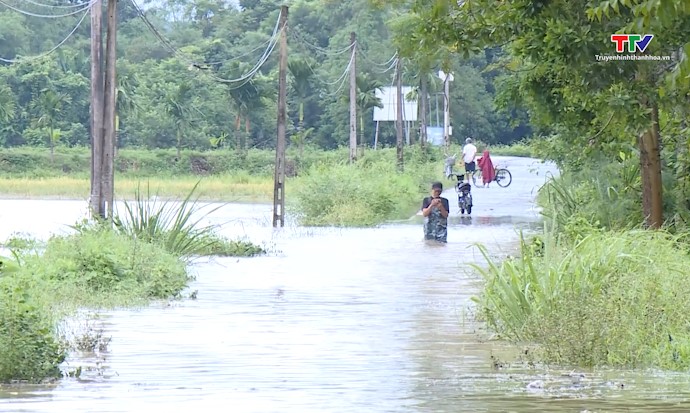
[290,146,441,226]
[473,224,690,370]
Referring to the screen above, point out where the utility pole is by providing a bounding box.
[438,70,454,149]
[273,5,288,228]
[89,0,104,218]
[443,75,450,148]
[102,0,118,220]
[349,32,357,163]
[395,56,404,171]
[419,75,428,149]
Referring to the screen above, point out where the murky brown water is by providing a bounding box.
[2,157,690,412]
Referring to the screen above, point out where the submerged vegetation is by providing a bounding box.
[0,186,263,384]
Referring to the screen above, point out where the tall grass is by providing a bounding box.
[291,147,440,226]
[538,156,642,234]
[473,224,690,369]
[110,181,264,260]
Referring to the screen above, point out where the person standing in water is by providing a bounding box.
[421,182,449,243]
[462,138,478,182]
[477,148,496,187]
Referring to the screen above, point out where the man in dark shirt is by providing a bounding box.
[421,182,449,242]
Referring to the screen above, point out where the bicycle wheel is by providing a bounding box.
[472,170,483,188]
[495,168,512,187]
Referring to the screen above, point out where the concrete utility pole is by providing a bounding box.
[438,70,454,149]
[348,32,357,163]
[395,56,404,171]
[102,0,118,221]
[89,0,104,217]
[419,75,428,149]
[272,5,288,228]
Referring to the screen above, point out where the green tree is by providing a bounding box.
[164,82,194,158]
[355,74,383,150]
[31,89,70,163]
[390,0,690,228]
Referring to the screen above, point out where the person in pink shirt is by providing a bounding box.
[477,149,496,187]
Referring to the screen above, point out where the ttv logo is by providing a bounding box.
[611,34,654,53]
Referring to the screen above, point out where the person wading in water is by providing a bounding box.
[421,182,449,243]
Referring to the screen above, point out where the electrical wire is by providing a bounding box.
[290,31,354,56]
[204,36,274,67]
[321,50,355,97]
[358,49,397,68]
[0,0,95,18]
[129,0,281,86]
[0,4,90,63]
[20,0,91,9]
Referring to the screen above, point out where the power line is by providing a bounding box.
[289,31,354,56]
[129,0,281,87]
[21,0,92,9]
[0,0,95,18]
[0,4,91,63]
[358,49,398,69]
[322,50,355,97]
[205,36,274,67]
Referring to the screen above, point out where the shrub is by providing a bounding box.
[110,181,264,260]
[0,275,66,383]
[291,149,439,226]
[26,229,190,302]
[473,226,690,369]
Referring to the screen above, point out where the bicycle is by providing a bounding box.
[472,166,512,188]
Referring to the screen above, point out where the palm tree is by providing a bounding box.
[406,70,441,148]
[116,72,138,156]
[223,60,269,152]
[355,74,383,151]
[31,89,70,163]
[164,82,193,159]
[288,57,316,156]
[0,85,16,125]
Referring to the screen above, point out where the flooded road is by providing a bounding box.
[2,157,690,412]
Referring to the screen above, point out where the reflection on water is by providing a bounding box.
[1,158,690,412]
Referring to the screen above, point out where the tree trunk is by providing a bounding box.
[638,103,663,229]
[235,112,242,153]
[359,111,365,157]
[649,101,663,227]
[420,76,428,149]
[244,117,251,150]
[635,68,663,229]
[49,127,54,164]
[176,129,181,159]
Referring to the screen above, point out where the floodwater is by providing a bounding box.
[1,156,690,412]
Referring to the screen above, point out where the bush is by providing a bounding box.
[0,226,191,383]
[109,182,264,259]
[291,147,439,226]
[474,224,690,370]
[0,276,66,383]
[31,229,191,301]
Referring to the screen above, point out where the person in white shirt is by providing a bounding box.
[462,137,478,182]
